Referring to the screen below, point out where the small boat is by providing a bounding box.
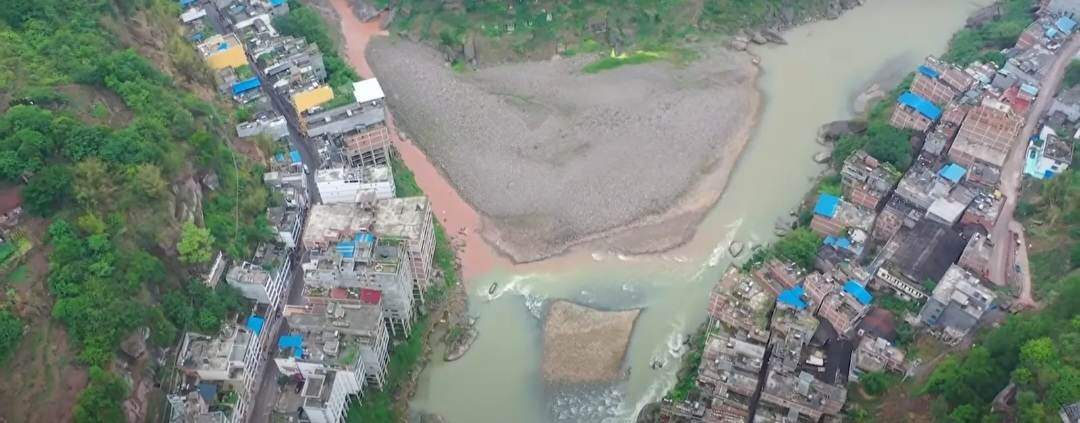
[488,282,498,295]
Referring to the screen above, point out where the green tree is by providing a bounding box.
[864,124,913,170]
[860,372,890,396]
[74,366,127,423]
[72,158,116,210]
[178,221,214,265]
[773,227,822,270]
[946,404,978,423]
[22,164,72,216]
[1019,337,1056,368]
[0,309,23,364]
[126,163,167,200]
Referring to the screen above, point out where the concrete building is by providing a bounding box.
[758,370,846,422]
[809,194,876,237]
[266,183,308,249]
[236,113,289,140]
[341,123,392,167]
[251,36,326,95]
[919,264,997,344]
[872,196,921,242]
[753,258,804,294]
[949,99,1023,169]
[301,235,416,336]
[1049,85,1080,123]
[881,219,968,291]
[873,265,928,301]
[279,301,390,389]
[817,281,873,336]
[768,305,820,374]
[1025,128,1073,179]
[696,333,767,422]
[274,304,378,423]
[707,267,775,343]
[316,164,395,205]
[304,101,386,140]
[176,315,269,423]
[840,151,901,210]
[226,243,292,312]
[894,158,957,212]
[302,204,376,251]
[960,191,1004,233]
[197,33,247,71]
[166,391,227,423]
[854,336,906,373]
[374,197,436,302]
[890,91,942,132]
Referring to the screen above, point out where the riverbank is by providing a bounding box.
[367,37,761,263]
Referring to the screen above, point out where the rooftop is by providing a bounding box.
[931,264,997,318]
[884,219,968,284]
[303,203,376,249]
[895,159,955,210]
[280,302,384,369]
[697,333,767,394]
[898,91,943,120]
[373,197,432,242]
[353,79,385,104]
[304,102,386,139]
[180,323,252,379]
[708,267,775,341]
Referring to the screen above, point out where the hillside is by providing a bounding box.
[0,1,272,421]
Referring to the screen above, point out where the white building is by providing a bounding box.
[315,164,395,205]
[225,243,292,312]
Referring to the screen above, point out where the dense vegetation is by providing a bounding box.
[941,0,1036,67]
[0,0,272,419]
[387,0,836,61]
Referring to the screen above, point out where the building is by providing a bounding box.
[949,99,1023,169]
[316,163,395,204]
[374,197,437,302]
[266,182,308,249]
[696,333,767,422]
[197,34,248,71]
[816,280,872,336]
[840,151,901,210]
[809,194,876,237]
[1048,85,1080,123]
[927,182,976,226]
[894,158,957,212]
[910,56,974,106]
[273,303,385,423]
[707,267,775,343]
[236,113,289,140]
[341,123,392,167]
[1060,401,1080,423]
[919,264,997,344]
[292,85,335,115]
[302,204,375,250]
[873,265,928,301]
[302,234,417,335]
[890,91,942,132]
[1025,128,1073,179]
[176,315,269,423]
[960,191,1004,232]
[166,391,227,423]
[881,219,968,291]
[280,301,390,389]
[304,101,386,140]
[226,243,292,312]
[853,336,906,373]
[758,370,846,422]
[253,36,326,95]
[872,195,920,242]
[753,258,804,294]
[352,79,385,105]
[958,233,994,280]
[768,304,820,374]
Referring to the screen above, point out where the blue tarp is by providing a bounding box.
[279,334,304,358]
[246,315,265,335]
[231,77,261,95]
[197,383,217,403]
[1020,83,1039,96]
[823,235,852,250]
[917,65,940,79]
[938,163,967,183]
[270,0,286,5]
[1057,16,1077,33]
[778,286,808,310]
[898,91,942,120]
[336,232,374,258]
[843,280,873,305]
[190,32,205,42]
[275,152,286,162]
[180,0,195,6]
[814,194,840,218]
[289,150,302,164]
[217,42,229,51]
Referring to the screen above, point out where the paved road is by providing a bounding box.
[988,35,1080,306]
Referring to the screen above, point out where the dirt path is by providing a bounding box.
[989,35,1080,306]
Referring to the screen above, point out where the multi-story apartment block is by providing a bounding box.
[949,99,1023,170]
[707,267,775,343]
[226,243,292,312]
[374,197,436,303]
[840,151,900,210]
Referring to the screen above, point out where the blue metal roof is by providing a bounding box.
[1020,83,1039,96]
[1057,16,1077,33]
[180,0,195,6]
[270,0,285,5]
[938,163,967,183]
[290,150,302,164]
[814,193,840,218]
[917,65,940,79]
[197,383,217,403]
[843,280,873,305]
[246,315,265,335]
[778,286,808,310]
[823,235,852,250]
[231,77,261,95]
[898,91,942,120]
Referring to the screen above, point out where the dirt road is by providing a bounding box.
[989,35,1080,307]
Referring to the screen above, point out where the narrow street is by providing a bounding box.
[988,34,1080,307]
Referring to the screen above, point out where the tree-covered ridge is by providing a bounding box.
[0,0,272,420]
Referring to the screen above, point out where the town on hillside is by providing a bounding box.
[658,3,1080,423]
[168,1,441,422]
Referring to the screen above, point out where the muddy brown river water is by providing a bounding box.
[331,0,991,421]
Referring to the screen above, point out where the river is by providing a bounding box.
[331,0,990,421]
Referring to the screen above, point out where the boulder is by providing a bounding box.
[729,39,748,51]
[751,31,768,45]
[813,151,832,163]
[966,4,1002,28]
[818,120,867,143]
[761,28,787,45]
[853,83,886,115]
[840,0,861,10]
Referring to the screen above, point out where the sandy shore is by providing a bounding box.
[542,301,641,384]
[367,38,761,263]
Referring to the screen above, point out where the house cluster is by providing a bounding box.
[168,2,438,423]
[664,5,1080,422]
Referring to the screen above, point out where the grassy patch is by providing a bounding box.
[2,265,29,286]
[581,47,696,74]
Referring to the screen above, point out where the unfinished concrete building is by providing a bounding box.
[707,267,775,343]
[374,197,436,303]
[342,123,391,167]
[890,91,942,132]
[753,258,804,294]
[854,336,906,374]
[958,232,994,280]
[817,281,872,336]
[302,203,376,251]
[696,333,767,422]
[910,56,974,106]
[949,99,1023,170]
